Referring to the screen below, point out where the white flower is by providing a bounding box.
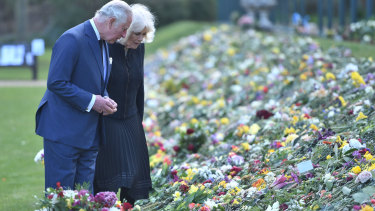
[265,172,276,184]
[355,170,373,183]
[220,165,232,173]
[266,201,280,211]
[204,199,217,209]
[365,86,374,94]
[34,149,44,163]
[349,139,365,149]
[324,173,334,183]
[63,190,77,198]
[226,180,239,190]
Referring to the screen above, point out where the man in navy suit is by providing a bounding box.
[35,0,132,192]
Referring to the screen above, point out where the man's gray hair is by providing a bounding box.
[119,4,156,44]
[95,0,132,27]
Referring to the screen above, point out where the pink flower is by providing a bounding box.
[355,170,372,183]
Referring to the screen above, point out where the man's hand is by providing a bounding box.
[92,95,117,115]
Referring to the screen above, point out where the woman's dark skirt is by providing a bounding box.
[94,113,152,200]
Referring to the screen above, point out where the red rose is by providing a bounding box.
[173,145,180,152]
[186,128,195,135]
[171,170,178,176]
[123,202,133,210]
[187,144,195,151]
[179,184,189,193]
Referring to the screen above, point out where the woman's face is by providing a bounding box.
[126,27,148,49]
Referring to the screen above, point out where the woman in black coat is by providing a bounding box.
[94,4,155,206]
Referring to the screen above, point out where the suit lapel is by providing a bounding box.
[85,21,104,81]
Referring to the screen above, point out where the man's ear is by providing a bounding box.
[108,17,116,28]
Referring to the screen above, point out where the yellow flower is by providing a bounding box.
[299,62,307,70]
[232,199,240,205]
[338,96,347,107]
[352,166,361,174]
[325,72,336,80]
[203,33,212,41]
[369,57,373,62]
[310,124,319,131]
[218,98,225,108]
[272,47,280,54]
[219,180,227,188]
[173,191,181,201]
[220,117,229,125]
[268,149,275,154]
[300,74,307,80]
[351,71,366,87]
[191,118,198,124]
[189,185,199,194]
[326,155,332,160]
[66,199,72,209]
[312,205,320,210]
[79,209,86,211]
[167,101,175,107]
[361,205,374,211]
[364,152,373,161]
[191,96,200,104]
[339,140,348,149]
[249,124,261,135]
[154,131,161,137]
[285,134,298,143]
[284,127,296,135]
[356,112,368,121]
[367,163,375,171]
[241,142,250,151]
[292,116,299,126]
[242,125,250,133]
[227,48,236,56]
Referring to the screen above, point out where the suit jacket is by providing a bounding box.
[35,20,110,149]
[106,43,144,120]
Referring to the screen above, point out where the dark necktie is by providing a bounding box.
[99,40,103,57]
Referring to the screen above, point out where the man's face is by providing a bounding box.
[105,15,132,44]
[126,27,148,49]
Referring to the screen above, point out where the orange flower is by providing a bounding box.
[252,178,265,188]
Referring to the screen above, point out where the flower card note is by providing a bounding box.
[297,160,313,173]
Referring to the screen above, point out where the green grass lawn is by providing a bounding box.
[0,87,45,210]
[313,37,375,59]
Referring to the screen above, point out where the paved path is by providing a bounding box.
[0,80,46,87]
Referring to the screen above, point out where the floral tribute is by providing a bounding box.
[36,24,375,210]
[140,24,375,210]
[35,181,140,210]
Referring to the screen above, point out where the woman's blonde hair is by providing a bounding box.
[118,4,155,45]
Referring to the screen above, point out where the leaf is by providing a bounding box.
[344,148,357,156]
[326,181,333,191]
[343,156,352,162]
[362,186,375,196]
[352,192,370,203]
[334,144,339,159]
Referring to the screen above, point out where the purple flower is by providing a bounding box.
[272,175,288,189]
[352,151,361,159]
[291,172,300,184]
[94,192,118,208]
[228,155,244,165]
[343,161,354,168]
[306,172,315,179]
